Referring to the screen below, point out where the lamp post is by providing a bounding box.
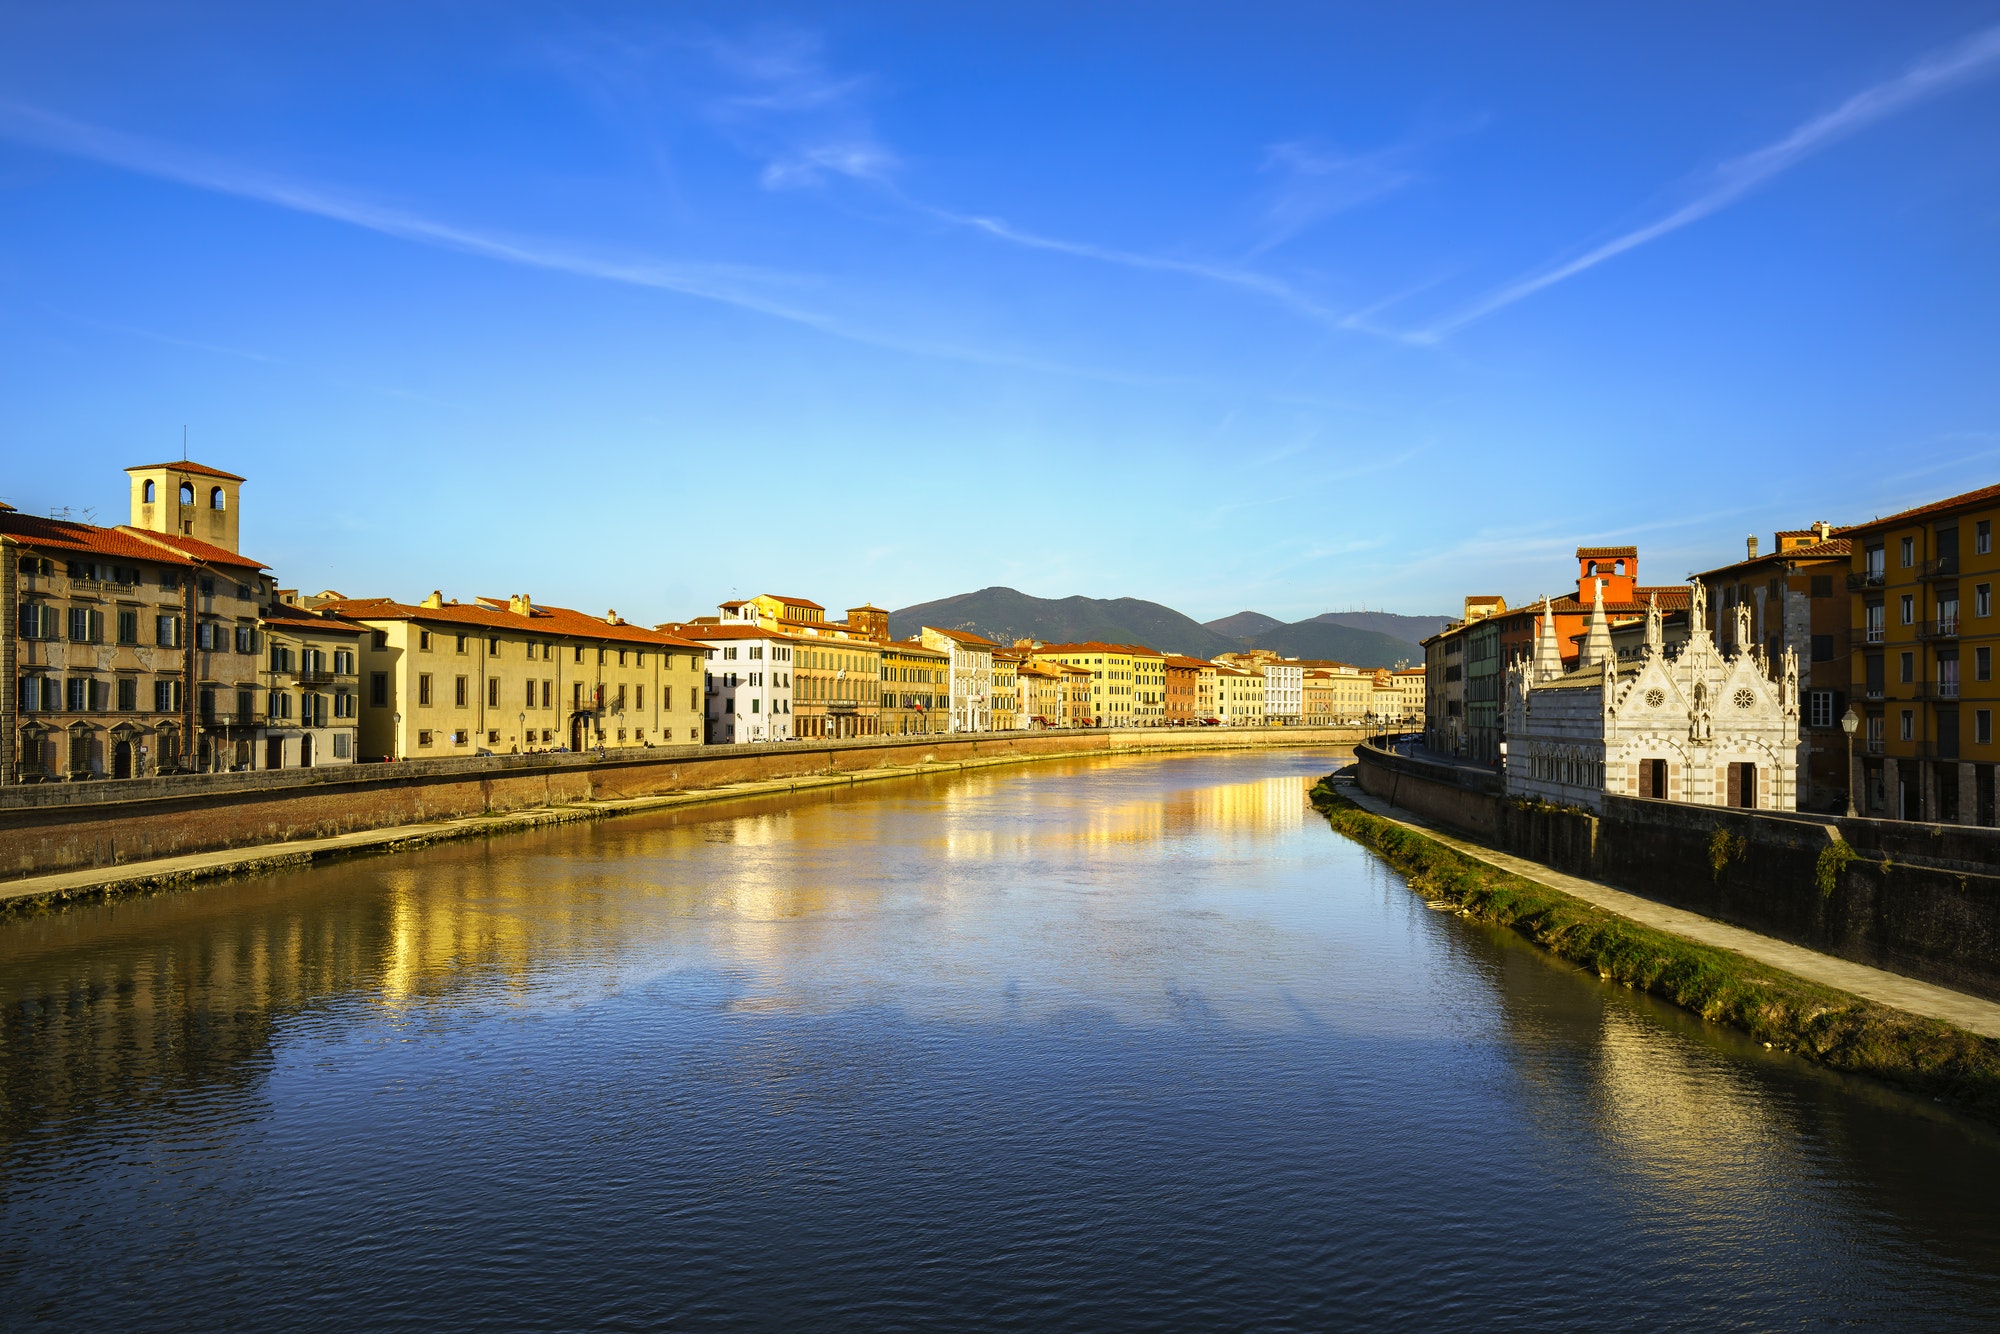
[519,711,526,754]
[392,711,401,763]
[1840,706,1860,818]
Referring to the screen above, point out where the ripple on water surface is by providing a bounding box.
[1,751,1997,1330]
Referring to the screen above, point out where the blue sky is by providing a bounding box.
[3,3,1998,624]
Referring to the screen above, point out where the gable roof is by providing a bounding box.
[1,511,267,570]
[323,596,707,649]
[127,460,246,481]
[1837,481,2000,535]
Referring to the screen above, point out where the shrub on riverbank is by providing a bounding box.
[1308,775,2000,1125]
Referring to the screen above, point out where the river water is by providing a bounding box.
[1,751,1997,1329]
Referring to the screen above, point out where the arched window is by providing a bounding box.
[178,482,195,505]
[209,486,226,511]
[143,479,156,503]
[1615,559,1626,576]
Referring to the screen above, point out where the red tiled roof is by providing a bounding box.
[1162,654,1212,669]
[127,459,246,481]
[658,622,802,644]
[324,596,707,649]
[925,626,999,647]
[1575,545,1639,559]
[261,602,365,634]
[1030,640,1162,656]
[763,594,825,610]
[1836,481,2000,535]
[1,512,266,570]
[119,528,266,570]
[1693,538,1852,579]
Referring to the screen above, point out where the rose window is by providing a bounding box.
[1733,688,1756,709]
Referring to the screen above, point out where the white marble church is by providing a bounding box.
[1504,582,1800,812]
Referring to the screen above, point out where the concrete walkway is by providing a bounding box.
[1334,774,2000,1040]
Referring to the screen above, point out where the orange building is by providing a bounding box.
[1163,654,1209,725]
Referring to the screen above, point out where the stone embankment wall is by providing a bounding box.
[1,727,1361,882]
[1354,741,2000,1001]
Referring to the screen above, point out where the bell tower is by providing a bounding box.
[126,460,245,553]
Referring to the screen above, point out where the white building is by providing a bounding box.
[1504,585,1799,813]
[920,626,995,733]
[674,623,795,744]
[1262,661,1302,725]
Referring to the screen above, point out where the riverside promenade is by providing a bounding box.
[1333,769,2000,1040]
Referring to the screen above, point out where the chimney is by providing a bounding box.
[509,593,534,616]
[605,609,622,625]
[1814,520,1831,542]
[1746,535,1759,560]
[421,590,444,608]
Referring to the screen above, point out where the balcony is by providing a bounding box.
[1862,685,1885,701]
[1916,617,1960,643]
[1912,680,1960,701]
[1917,557,1959,582]
[1863,737,1885,755]
[294,668,338,687]
[1846,626,1885,652]
[1846,569,1886,591]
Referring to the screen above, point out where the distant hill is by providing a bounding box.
[888,587,1240,658]
[1302,611,1451,643]
[887,587,1430,668]
[1251,621,1423,668]
[1203,610,1285,638]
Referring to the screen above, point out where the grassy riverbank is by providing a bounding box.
[1309,775,2000,1124]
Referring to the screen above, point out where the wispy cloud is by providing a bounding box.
[699,27,898,190]
[0,101,1169,382]
[1250,141,1415,254]
[1423,23,2000,340]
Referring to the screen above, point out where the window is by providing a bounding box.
[143,479,156,503]
[372,630,388,650]
[487,677,500,707]
[420,631,433,651]
[1807,690,1836,728]
[575,646,585,663]
[419,673,434,706]
[452,729,469,746]
[154,679,181,712]
[334,692,355,718]
[454,675,469,707]
[235,625,255,654]
[456,634,468,654]
[114,610,138,645]
[1900,652,1915,684]
[418,729,434,747]
[269,690,292,720]
[1900,536,1915,568]
[334,734,351,759]
[117,677,137,711]
[1978,647,1992,682]
[333,649,353,674]
[635,685,645,711]
[664,686,673,710]
[526,680,538,708]
[1901,709,1915,741]
[1810,634,1833,663]
[1977,710,1993,745]
[178,482,194,505]
[1979,520,1992,556]
[156,614,181,647]
[370,672,389,707]
[542,680,552,708]
[749,646,763,660]
[1978,584,1992,619]
[488,637,499,654]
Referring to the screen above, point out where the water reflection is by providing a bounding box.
[1,751,1996,1330]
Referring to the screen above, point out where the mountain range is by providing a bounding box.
[886,588,1441,669]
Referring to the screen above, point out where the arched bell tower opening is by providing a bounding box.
[126,460,246,553]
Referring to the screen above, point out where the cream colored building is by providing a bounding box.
[1214,664,1266,727]
[921,627,996,732]
[1029,641,1163,728]
[258,595,363,768]
[323,592,707,759]
[991,649,1024,730]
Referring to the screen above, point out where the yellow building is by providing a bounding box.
[1014,658,1067,728]
[1029,641,1162,728]
[259,595,364,768]
[879,639,951,735]
[1841,481,2000,823]
[991,648,1024,730]
[1391,667,1426,726]
[1061,662,1094,727]
[323,591,707,759]
[1214,664,1265,726]
[715,594,888,738]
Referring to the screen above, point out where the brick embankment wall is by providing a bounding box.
[0,727,1361,881]
[1351,741,2000,1001]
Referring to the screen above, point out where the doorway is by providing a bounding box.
[113,740,133,779]
[266,737,284,770]
[1639,757,1667,800]
[300,734,314,768]
[1726,762,1757,809]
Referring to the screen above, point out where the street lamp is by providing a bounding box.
[519,711,526,754]
[1840,706,1860,817]
[393,711,401,763]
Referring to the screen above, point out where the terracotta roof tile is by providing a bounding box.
[325,596,706,649]
[1836,481,2000,534]
[1575,545,1639,559]
[127,459,246,481]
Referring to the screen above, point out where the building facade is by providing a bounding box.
[325,592,707,759]
[921,627,996,732]
[1692,524,1852,813]
[1163,654,1207,724]
[665,623,794,744]
[879,639,950,735]
[1839,483,1999,825]
[258,597,363,768]
[1504,586,1799,813]
[1214,665,1265,727]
